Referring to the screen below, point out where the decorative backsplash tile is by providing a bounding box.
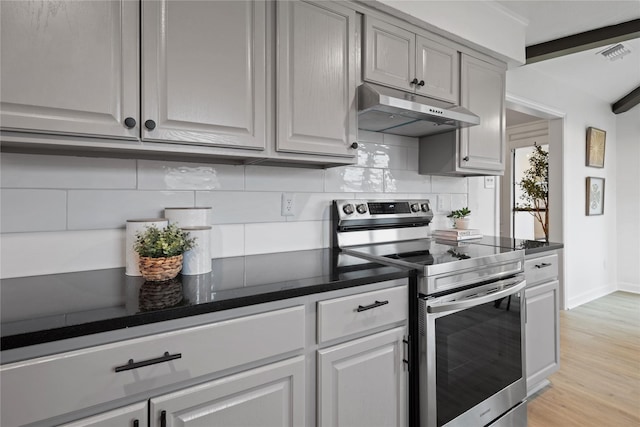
[0,135,474,277]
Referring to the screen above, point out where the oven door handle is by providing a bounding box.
[427,277,526,314]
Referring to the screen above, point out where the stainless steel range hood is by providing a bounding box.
[358,83,480,137]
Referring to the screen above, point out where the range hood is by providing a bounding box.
[357,83,480,137]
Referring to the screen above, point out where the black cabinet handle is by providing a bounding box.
[114,352,181,372]
[535,262,552,269]
[124,117,136,129]
[357,300,389,312]
[418,80,425,86]
[160,410,167,427]
[410,78,419,85]
[133,420,139,427]
[463,156,470,161]
[144,119,156,130]
[350,142,358,149]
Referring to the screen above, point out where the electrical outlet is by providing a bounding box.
[281,193,295,216]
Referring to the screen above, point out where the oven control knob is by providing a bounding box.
[342,204,355,215]
[411,203,420,213]
[421,203,430,212]
[356,204,368,214]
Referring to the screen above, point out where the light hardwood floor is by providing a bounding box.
[528,291,640,426]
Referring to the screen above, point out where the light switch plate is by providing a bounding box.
[484,176,495,189]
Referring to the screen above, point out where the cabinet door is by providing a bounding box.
[318,327,407,427]
[459,54,506,172]
[363,16,416,92]
[150,356,304,427]
[277,1,357,157]
[0,1,138,139]
[142,0,266,149]
[415,36,459,103]
[525,280,560,393]
[57,402,147,427]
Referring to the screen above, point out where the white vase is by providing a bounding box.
[181,226,212,275]
[454,217,470,230]
[164,207,212,227]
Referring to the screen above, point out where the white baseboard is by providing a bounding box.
[618,282,640,294]
[567,284,617,309]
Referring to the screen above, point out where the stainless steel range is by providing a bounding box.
[332,199,528,427]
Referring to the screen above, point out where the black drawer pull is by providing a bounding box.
[115,352,181,372]
[357,300,389,312]
[535,262,552,269]
[133,420,139,427]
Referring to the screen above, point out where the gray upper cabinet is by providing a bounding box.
[142,0,267,150]
[0,1,139,139]
[277,1,357,157]
[419,53,506,176]
[363,16,459,103]
[459,54,506,172]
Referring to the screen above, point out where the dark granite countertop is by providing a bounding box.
[1,249,412,351]
[464,236,564,255]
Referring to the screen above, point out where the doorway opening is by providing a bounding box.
[501,95,566,308]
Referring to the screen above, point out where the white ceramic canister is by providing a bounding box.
[125,218,169,276]
[164,207,212,228]
[181,226,212,275]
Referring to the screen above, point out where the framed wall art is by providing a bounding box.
[586,127,606,168]
[586,177,605,216]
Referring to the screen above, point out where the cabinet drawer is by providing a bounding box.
[525,253,558,287]
[0,306,305,427]
[317,285,407,344]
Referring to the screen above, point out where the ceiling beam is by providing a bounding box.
[612,86,640,114]
[526,19,640,64]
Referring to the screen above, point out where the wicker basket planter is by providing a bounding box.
[138,255,183,281]
[139,278,184,311]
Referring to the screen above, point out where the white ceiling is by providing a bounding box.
[497,0,640,119]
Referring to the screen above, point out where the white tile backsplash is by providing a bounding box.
[2,132,474,277]
[1,189,67,232]
[384,169,432,193]
[68,190,194,230]
[0,153,136,189]
[0,230,125,279]
[138,160,245,190]
[245,165,324,192]
[196,191,282,224]
[431,175,469,193]
[325,166,384,193]
[245,221,324,255]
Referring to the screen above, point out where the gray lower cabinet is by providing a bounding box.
[149,356,305,427]
[419,53,506,176]
[524,251,561,395]
[56,402,147,427]
[317,327,407,427]
[0,0,139,139]
[316,284,409,427]
[276,0,357,158]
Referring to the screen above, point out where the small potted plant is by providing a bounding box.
[447,207,471,230]
[134,223,196,281]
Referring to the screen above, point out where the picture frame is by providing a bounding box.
[586,127,606,168]
[586,177,605,216]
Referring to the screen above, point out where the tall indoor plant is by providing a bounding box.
[517,144,549,242]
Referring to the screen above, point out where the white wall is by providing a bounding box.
[616,108,640,293]
[507,66,619,308]
[0,130,486,279]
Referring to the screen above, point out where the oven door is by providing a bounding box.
[419,275,527,427]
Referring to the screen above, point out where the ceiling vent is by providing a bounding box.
[598,43,631,61]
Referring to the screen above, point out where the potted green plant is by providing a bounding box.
[134,223,196,281]
[447,207,471,229]
[516,144,549,242]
